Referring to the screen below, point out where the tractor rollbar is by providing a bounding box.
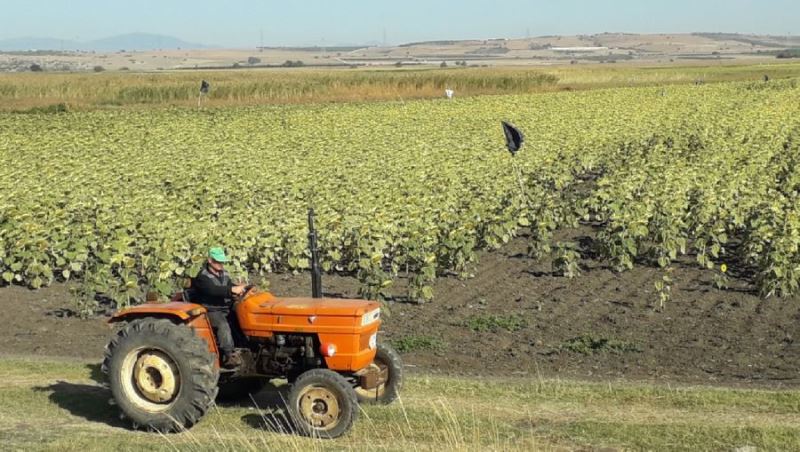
[308,208,323,298]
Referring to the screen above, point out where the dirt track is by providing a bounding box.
[1,234,798,388]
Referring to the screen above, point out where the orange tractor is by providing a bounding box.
[102,210,402,438]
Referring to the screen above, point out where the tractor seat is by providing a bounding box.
[182,277,198,303]
[183,287,198,304]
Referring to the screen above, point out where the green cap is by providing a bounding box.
[208,247,229,263]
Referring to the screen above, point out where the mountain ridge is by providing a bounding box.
[0,33,208,51]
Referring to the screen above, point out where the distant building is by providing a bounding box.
[551,47,608,52]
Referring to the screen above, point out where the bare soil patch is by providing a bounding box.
[1,235,798,388]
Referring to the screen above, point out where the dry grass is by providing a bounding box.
[1,62,800,111]
[0,356,799,451]
[0,68,557,111]
[549,61,800,88]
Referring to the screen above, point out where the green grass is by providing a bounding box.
[561,335,641,355]
[1,357,798,451]
[465,314,527,333]
[391,335,447,353]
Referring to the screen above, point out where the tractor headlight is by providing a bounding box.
[368,333,378,350]
[361,308,381,326]
[320,343,337,357]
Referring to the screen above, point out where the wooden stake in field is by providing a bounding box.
[198,80,210,107]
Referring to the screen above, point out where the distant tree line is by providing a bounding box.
[776,49,800,59]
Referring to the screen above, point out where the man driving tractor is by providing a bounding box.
[193,247,247,368]
[105,211,403,436]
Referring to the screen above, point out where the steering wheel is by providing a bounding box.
[232,285,256,310]
[237,284,256,299]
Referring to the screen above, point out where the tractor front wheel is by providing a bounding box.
[287,369,357,439]
[355,342,403,405]
[102,318,219,432]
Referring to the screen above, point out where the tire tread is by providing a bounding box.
[102,317,219,432]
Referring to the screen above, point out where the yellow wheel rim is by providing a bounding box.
[298,386,342,431]
[133,351,180,403]
[120,347,181,413]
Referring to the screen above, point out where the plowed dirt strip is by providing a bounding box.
[1,234,800,388]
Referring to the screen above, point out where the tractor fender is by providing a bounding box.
[109,302,207,323]
[108,302,220,364]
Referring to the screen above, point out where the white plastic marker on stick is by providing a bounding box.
[445,88,454,99]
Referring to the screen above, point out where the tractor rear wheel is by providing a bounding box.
[355,342,403,405]
[102,318,219,432]
[287,369,357,439]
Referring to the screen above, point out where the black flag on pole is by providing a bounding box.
[501,121,524,157]
[200,80,210,94]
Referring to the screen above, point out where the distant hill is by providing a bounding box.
[2,32,799,73]
[0,33,208,51]
[86,33,208,51]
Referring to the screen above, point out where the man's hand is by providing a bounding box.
[231,285,247,296]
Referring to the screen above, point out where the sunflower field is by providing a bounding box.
[1,77,799,311]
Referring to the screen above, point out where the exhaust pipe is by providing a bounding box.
[308,208,323,298]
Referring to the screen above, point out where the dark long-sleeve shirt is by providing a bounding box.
[193,263,234,311]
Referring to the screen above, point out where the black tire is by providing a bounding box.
[287,369,358,439]
[217,377,269,402]
[355,342,403,405]
[102,318,219,432]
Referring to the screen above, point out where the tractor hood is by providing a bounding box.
[243,291,381,318]
[237,291,383,370]
[264,297,380,317]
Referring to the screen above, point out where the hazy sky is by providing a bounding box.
[2,0,797,47]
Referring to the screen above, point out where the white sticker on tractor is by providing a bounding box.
[361,308,381,326]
